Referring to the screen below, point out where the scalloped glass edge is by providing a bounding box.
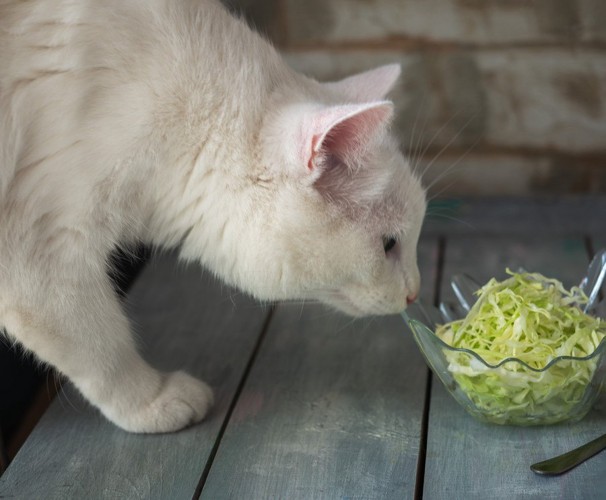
[402,313,606,373]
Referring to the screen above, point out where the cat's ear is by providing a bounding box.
[301,101,393,177]
[324,64,401,102]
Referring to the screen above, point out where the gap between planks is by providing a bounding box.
[193,305,277,499]
[414,235,446,500]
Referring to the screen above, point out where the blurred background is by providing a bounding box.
[2,0,605,473]
[225,0,606,197]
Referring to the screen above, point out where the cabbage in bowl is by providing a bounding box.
[435,271,606,425]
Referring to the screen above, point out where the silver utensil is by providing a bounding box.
[579,250,606,313]
[530,432,606,475]
[449,253,606,476]
[530,251,606,475]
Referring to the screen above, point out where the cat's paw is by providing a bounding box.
[112,371,214,433]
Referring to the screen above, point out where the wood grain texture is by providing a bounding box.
[0,252,270,499]
[424,196,606,236]
[423,235,606,500]
[200,237,439,499]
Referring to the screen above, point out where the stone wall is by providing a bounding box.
[223,0,606,196]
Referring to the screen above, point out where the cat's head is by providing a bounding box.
[258,64,426,316]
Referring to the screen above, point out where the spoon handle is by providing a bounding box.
[531,432,606,476]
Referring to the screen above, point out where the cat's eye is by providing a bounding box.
[382,236,397,253]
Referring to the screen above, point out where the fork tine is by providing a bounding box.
[451,274,480,312]
[581,249,606,313]
[439,301,461,322]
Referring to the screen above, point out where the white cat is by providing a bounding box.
[0,0,426,433]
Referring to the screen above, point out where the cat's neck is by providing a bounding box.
[140,3,297,295]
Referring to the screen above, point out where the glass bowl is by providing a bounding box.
[402,250,606,426]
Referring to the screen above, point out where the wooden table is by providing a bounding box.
[1,197,606,499]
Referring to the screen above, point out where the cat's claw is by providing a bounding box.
[108,371,214,433]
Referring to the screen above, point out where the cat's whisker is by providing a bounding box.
[298,298,306,319]
[346,315,364,331]
[426,182,459,204]
[306,308,342,323]
[0,331,10,349]
[408,93,432,171]
[273,298,323,309]
[427,211,476,230]
[426,204,477,229]
[423,134,482,194]
[425,189,477,230]
[52,372,64,402]
[358,316,380,335]
[417,110,478,183]
[251,300,275,311]
[413,109,465,180]
[333,319,355,333]
[421,135,481,232]
[55,383,72,413]
[412,113,433,176]
[406,92,429,176]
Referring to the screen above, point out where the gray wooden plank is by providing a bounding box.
[424,235,606,500]
[442,235,589,290]
[424,196,606,236]
[201,237,439,499]
[0,252,270,499]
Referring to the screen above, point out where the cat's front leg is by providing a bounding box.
[3,274,213,433]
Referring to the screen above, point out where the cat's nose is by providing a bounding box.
[406,293,418,305]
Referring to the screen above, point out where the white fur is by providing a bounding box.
[0,0,426,433]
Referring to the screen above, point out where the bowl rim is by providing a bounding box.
[402,312,606,373]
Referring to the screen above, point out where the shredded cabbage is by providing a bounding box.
[436,270,606,425]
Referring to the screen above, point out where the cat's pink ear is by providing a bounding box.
[324,64,401,102]
[301,101,393,175]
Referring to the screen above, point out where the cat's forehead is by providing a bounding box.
[371,140,424,205]
[340,152,425,234]
[377,170,424,229]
